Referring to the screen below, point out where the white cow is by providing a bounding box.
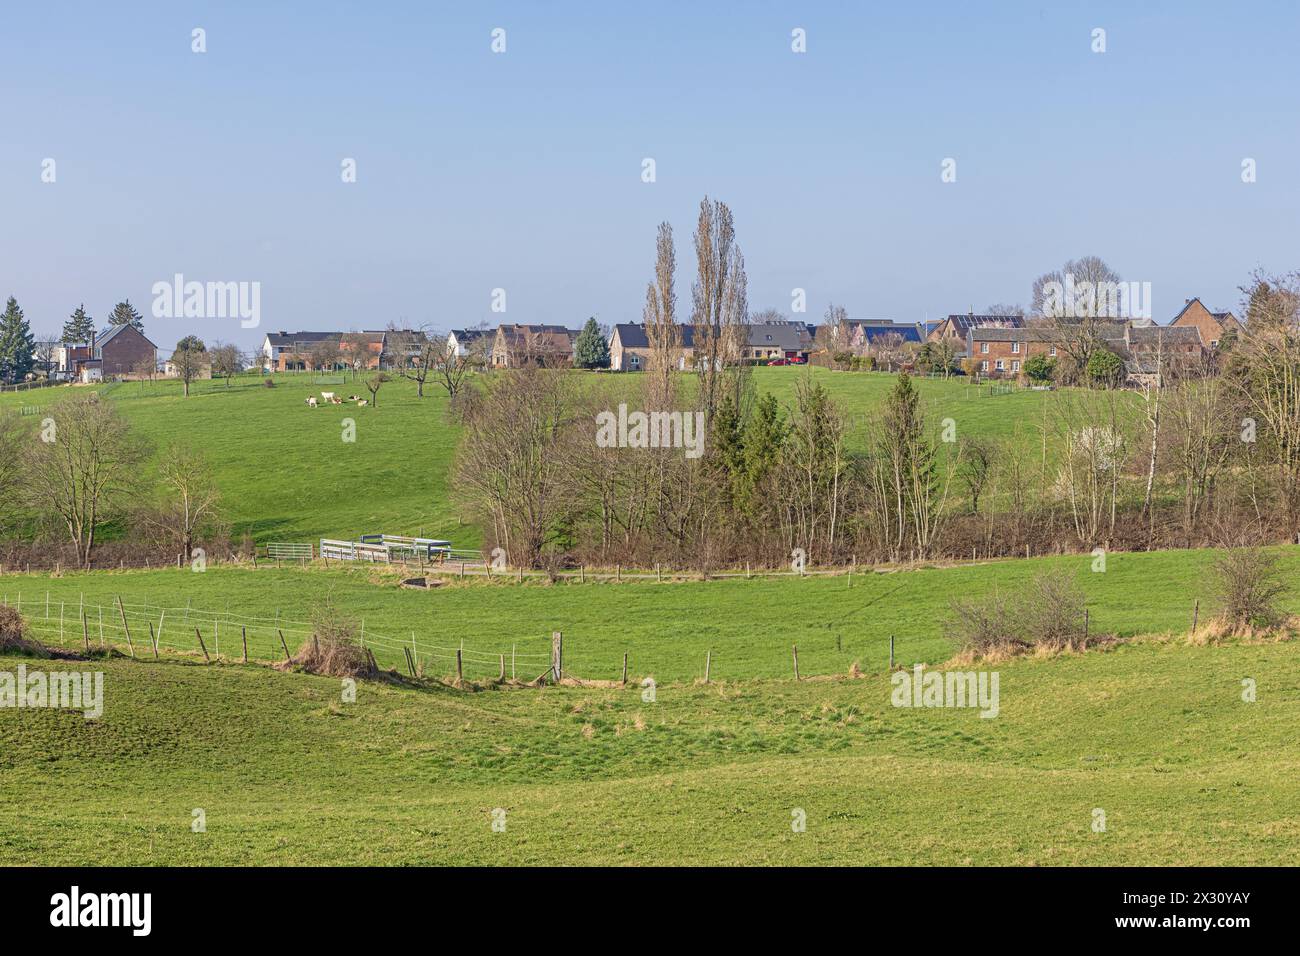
[306,396,318,407]
[321,392,335,401]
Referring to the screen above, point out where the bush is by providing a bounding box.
[947,592,1022,655]
[1022,569,1087,650]
[0,605,51,657]
[1086,348,1124,387]
[947,569,1088,656]
[282,606,377,678]
[263,377,275,388]
[1210,547,1289,631]
[1023,354,1057,384]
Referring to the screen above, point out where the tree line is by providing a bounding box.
[453,245,1300,569]
[0,395,226,569]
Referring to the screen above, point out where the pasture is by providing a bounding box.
[1,633,1294,865]
[7,546,1298,682]
[0,367,1097,550]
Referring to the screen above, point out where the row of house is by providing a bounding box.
[962,298,1242,380]
[57,296,1237,384]
[607,320,816,371]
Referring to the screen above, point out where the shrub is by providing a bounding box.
[947,592,1022,655]
[263,377,275,388]
[1210,547,1289,631]
[1086,348,1124,387]
[947,568,1088,656]
[1023,354,1056,384]
[0,605,50,657]
[1022,569,1087,650]
[283,606,377,678]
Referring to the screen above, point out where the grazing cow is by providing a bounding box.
[347,394,361,402]
[330,397,343,405]
[321,391,335,401]
[357,399,368,407]
[306,396,318,407]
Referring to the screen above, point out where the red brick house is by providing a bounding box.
[967,323,1203,382]
[93,324,157,377]
[928,313,1024,351]
[1169,297,1242,349]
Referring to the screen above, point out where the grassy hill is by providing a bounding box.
[1,634,1295,865]
[0,367,1097,550]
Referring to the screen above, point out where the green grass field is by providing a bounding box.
[1,632,1295,865]
[0,367,1090,549]
[2,371,1292,867]
[7,547,1294,682]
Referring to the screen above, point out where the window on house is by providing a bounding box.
[1012,360,1020,372]
[1011,341,1020,353]
[995,359,1004,370]
[980,342,989,354]
[1049,346,1057,357]
[980,360,989,372]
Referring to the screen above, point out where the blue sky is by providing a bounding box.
[2,0,1297,352]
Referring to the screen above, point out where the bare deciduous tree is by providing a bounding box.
[341,331,372,380]
[690,196,748,424]
[152,442,221,562]
[364,370,390,408]
[453,369,579,567]
[1229,270,1300,533]
[644,221,680,409]
[23,396,147,568]
[171,344,206,397]
[1031,255,1124,383]
[209,342,242,386]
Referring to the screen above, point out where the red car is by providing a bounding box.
[769,358,788,366]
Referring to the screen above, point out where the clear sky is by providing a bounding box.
[2,0,1297,353]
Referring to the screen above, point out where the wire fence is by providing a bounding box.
[0,592,554,681]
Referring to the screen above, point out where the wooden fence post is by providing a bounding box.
[1083,608,1090,642]
[511,643,516,680]
[499,654,505,682]
[551,631,563,683]
[1191,599,1200,633]
[616,564,621,583]
[194,627,210,663]
[242,626,248,663]
[792,645,800,680]
[622,652,628,686]
[116,596,135,658]
[149,622,159,659]
[889,635,895,670]
[278,629,291,661]
[81,611,89,653]
[455,648,463,683]
[704,650,711,684]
